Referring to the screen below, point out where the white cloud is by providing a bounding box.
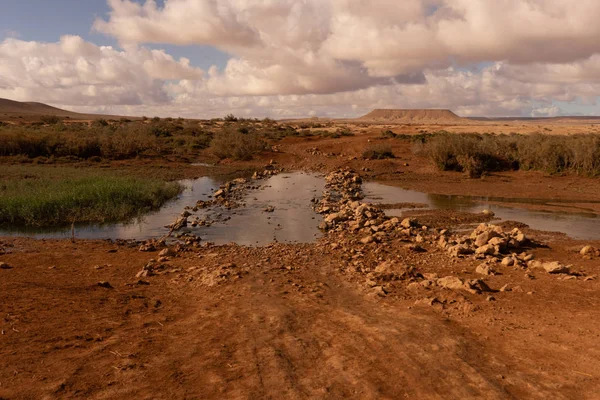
[4,1,600,117]
[0,35,203,106]
[94,0,600,95]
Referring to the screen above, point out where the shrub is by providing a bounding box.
[418,133,600,177]
[362,144,395,160]
[211,127,267,160]
[40,115,61,125]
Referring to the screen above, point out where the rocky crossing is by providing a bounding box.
[312,169,593,300]
[134,168,594,305]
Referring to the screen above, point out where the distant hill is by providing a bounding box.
[0,98,133,121]
[0,98,85,117]
[358,109,466,124]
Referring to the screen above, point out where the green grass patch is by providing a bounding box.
[0,166,182,227]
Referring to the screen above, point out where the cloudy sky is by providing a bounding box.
[2,0,600,119]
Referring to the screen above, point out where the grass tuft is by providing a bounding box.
[0,167,182,227]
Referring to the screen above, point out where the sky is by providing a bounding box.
[2,0,600,118]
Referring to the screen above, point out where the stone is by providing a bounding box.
[580,245,598,256]
[499,284,511,292]
[522,253,534,262]
[401,218,416,229]
[448,244,473,258]
[159,248,176,257]
[476,263,495,276]
[0,262,12,270]
[414,297,439,307]
[373,286,387,297]
[475,232,493,247]
[488,237,507,249]
[542,261,570,274]
[501,257,515,266]
[437,276,465,290]
[97,281,113,289]
[475,244,496,255]
[482,209,495,216]
[360,236,375,244]
[406,244,426,253]
[213,189,225,197]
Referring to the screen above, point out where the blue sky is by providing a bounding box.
[0,0,230,70]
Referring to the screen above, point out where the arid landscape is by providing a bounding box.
[1,99,600,399]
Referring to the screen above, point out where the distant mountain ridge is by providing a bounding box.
[359,109,466,123]
[0,98,82,116]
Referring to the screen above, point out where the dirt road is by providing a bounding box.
[1,233,599,399]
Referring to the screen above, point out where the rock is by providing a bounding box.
[542,261,570,274]
[476,263,495,276]
[466,279,494,294]
[159,248,176,257]
[580,245,598,256]
[401,218,416,229]
[264,206,275,213]
[406,244,426,253]
[448,244,473,258]
[486,295,496,302]
[475,244,496,255]
[437,276,465,290]
[213,189,225,197]
[97,281,113,289]
[0,262,12,270]
[170,216,188,231]
[501,257,515,266]
[360,236,375,244]
[488,237,507,249]
[475,231,495,247]
[414,297,439,307]
[373,286,387,297]
[482,209,495,216]
[499,284,511,292]
[522,253,534,262]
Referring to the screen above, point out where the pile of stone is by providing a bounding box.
[439,223,530,261]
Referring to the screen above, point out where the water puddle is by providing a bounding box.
[363,182,600,240]
[0,172,324,246]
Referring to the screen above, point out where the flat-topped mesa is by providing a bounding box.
[359,109,465,124]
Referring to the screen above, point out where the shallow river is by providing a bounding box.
[1,172,598,243]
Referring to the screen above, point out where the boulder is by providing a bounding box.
[542,261,570,274]
[437,276,465,290]
[475,244,496,255]
[580,245,598,256]
[501,257,515,267]
[476,263,495,276]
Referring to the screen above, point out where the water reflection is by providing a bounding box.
[0,173,324,246]
[363,182,600,240]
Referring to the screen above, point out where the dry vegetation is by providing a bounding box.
[414,132,600,177]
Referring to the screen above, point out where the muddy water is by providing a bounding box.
[0,172,324,246]
[363,182,600,240]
